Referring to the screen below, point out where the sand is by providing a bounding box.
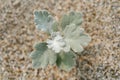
[0,0,120,80]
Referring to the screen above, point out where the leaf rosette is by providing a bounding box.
[30,10,91,71]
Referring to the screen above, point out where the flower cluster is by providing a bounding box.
[47,32,70,53]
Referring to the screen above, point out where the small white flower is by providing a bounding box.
[47,32,70,53]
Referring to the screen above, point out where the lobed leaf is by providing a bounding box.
[56,51,76,72]
[34,10,58,33]
[63,24,91,54]
[60,11,83,30]
[30,42,57,68]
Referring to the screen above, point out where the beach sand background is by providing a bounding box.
[0,0,120,80]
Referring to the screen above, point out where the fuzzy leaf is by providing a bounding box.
[56,51,76,72]
[34,10,57,33]
[30,42,57,68]
[51,21,59,32]
[63,24,91,53]
[60,11,83,30]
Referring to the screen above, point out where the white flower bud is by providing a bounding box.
[47,32,70,53]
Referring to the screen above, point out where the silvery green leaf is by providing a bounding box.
[34,10,57,33]
[56,51,76,72]
[63,24,91,53]
[30,42,57,68]
[51,21,59,32]
[60,11,83,30]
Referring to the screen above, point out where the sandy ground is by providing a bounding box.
[0,0,120,80]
